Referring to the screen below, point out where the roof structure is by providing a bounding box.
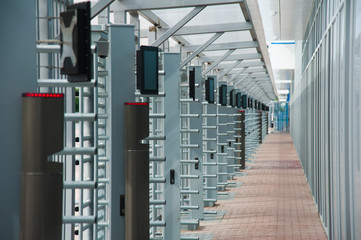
[96,0,278,101]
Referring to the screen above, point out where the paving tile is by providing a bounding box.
[182,132,327,240]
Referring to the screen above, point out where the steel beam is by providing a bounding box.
[217,61,264,69]
[91,0,115,19]
[247,72,268,77]
[183,41,258,52]
[173,22,252,36]
[227,68,248,84]
[201,53,262,62]
[118,0,243,11]
[217,60,242,79]
[202,50,235,76]
[180,32,223,68]
[240,0,277,99]
[139,10,191,45]
[240,67,266,74]
[253,77,271,82]
[234,74,251,88]
[151,6,205,47]
[140,10,169,27]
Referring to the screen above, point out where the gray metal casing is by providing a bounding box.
[107,25,135,240]
[20,96,64,240]
[124,104,149,240]
[163,53,181,239]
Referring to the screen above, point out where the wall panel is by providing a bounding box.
[289,0,360,239]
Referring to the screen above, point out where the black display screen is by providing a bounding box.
[137,46,159,95]
[206,77,215,104]
[219,85,227,106]
[242,95,247,109]
[230,89,235,107]
[189,69,195,100]
[236,93,242,108]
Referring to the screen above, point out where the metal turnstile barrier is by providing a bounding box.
[180,66,204,231]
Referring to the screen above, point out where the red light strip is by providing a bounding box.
[23,93,64,98]
[125,102,149,106]
[238,110,245,113]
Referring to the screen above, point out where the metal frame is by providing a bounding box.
[119,0,277,102]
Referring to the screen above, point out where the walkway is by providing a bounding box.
[183,132,327,240]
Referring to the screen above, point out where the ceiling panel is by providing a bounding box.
[257,0,313,40]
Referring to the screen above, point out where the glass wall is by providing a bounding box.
[290,0,361,239]
[272,102,289,132]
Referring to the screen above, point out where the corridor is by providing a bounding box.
[183,133,327,240]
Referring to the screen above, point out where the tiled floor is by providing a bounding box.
[182,132,327,240]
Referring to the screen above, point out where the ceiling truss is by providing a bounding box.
[116,0,277,102]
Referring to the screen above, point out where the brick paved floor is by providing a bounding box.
[182,132,327,240]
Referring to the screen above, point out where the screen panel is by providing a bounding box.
[230,89,235,107]
[206,77,215,104]
[189,69,195,100]
[137,46,159,95]
[219,85,227,106]
[242,94,247,109]
[236,93,241,108]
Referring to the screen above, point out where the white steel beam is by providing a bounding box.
[139,10,191,45]
[247,72,268,77]
[217,60,243,79]
[151,6,205,47]
[227,68,248,84]
[91,0,115,19]
[240,0,277,99]
[140,10,169,27]
[217,61,264,69]
[201,49,235,76]
[183,41,259,52]
[243,67,266,74]
[180,32,223,68]
[173,22,252,36]
[234,74,251,88]
[118,0,243,11]
[201,53,262,62]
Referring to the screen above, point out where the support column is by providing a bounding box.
[163,53,181,239]
[107,25,135,240]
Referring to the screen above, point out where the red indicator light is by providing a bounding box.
[23,93,64,98]
[125,102,149,106]
[239,110,245,113]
